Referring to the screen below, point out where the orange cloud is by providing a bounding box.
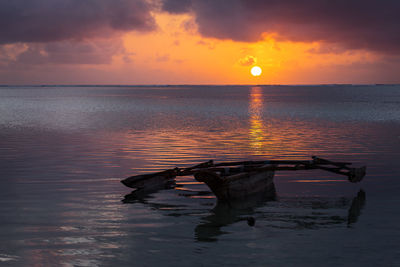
[238,55,257,67]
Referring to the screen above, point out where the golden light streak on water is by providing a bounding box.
[248,86,266,155]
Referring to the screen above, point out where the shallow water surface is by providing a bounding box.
[0,85,399,266]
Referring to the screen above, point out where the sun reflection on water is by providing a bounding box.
[248,86,266,154]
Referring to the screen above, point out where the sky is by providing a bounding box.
[1,0,400,85]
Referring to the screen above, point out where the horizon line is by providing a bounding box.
[0,83,399,87]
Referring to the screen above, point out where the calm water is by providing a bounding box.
[0,85,399,266]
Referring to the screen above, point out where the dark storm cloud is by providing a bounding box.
[161,0,400,53]
[0,0,155,44]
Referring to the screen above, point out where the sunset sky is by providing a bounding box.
[1,0,400,85]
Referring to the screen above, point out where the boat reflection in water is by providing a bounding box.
[122,184,366,242]
[194,186,277,242]
[347,189,366,227]
[195,189,366,242]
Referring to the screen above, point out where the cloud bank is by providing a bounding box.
[0,0,155,44]
[161,0,400,53]
[2,0,399,55]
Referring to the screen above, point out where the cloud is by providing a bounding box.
[161,0,400,54]
[0,0,156,44]
[0,44,28,66]
[161,0,192,14]
[238,55,257,66]
[196,40,215,50]
[1,40,125,67]
[2,0,400,55]
[307,44,349,55]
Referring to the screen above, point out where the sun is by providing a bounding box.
[251,66,262,76]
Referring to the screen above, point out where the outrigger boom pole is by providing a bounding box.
[121,156,366,190]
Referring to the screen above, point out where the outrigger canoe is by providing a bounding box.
[121,156,366,202]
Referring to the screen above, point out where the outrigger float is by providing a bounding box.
[121,156,366,202]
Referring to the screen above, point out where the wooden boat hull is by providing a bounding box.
[121,170,176,189]
[194,170,275,202]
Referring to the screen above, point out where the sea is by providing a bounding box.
[0,85,399,266]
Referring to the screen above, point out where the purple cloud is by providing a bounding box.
[0,0,155,44]
[15,40,124,65]
[161,0,192,14]
[161,0,400,53]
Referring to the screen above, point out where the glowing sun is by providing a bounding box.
[251,66,262,76]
